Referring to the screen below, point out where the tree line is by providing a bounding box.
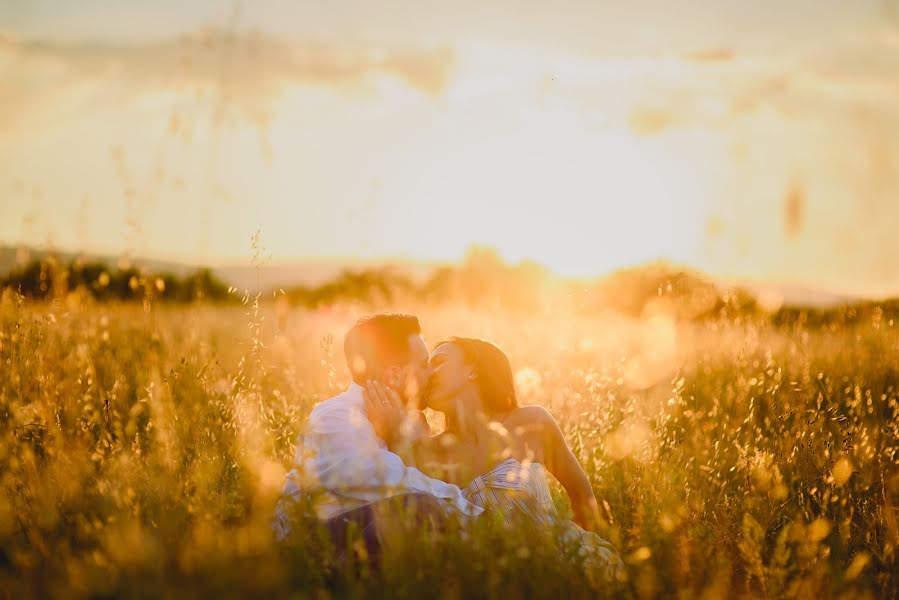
[4,251,898,329]
[1,257,231,302]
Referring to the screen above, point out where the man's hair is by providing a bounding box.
[344,314,422,385]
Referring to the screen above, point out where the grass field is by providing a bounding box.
[1,291,897,598]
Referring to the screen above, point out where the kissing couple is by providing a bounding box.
[274,314,623,579]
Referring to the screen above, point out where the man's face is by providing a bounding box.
[390,334,431,408]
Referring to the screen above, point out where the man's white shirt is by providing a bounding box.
[273,382,483,540]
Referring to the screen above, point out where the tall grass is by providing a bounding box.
[0,291,896,598]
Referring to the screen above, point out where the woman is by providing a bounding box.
[365,337,623,578]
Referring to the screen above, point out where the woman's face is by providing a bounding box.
[424,343,473,414]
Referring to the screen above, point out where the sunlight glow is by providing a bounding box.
[2,15,898,294]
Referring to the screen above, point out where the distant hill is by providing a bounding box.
[213,260,439,293]
[732,282,861,309]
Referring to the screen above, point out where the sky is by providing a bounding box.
[2,0,899,295]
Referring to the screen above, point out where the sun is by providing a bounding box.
[363,101,718,278]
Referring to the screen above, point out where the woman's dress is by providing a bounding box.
[463,457,624,580]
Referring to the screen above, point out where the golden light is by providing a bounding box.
[2,12,897,295]
[264,47,724,278]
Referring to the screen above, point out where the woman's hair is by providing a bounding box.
[435,337,518,416]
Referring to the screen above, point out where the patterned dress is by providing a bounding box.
[463,457,624,580]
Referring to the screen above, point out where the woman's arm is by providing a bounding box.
[507,405,602,531]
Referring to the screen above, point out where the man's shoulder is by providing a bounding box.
[307,387,366,429]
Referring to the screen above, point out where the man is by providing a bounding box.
[273,314,482,550]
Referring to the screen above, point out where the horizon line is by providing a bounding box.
[4,241,899,302]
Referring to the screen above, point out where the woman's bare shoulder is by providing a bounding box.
[502,404,558,432]
[500,405,568,465]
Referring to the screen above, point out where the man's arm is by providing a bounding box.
[308,399,482,516]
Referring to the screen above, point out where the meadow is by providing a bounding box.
[0,289,897,598]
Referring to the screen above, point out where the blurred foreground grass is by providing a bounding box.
[0,292,897,598]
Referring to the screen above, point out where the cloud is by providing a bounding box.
[864,25,899,50]
[684,48,735,63]
[627,107,674,136]
[0,29,455,133]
